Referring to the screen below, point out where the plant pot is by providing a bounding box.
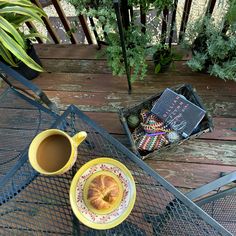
[191,33,211,73]
[153,48,172,73]
[14,42,42,80]
[192,33,208,54]
[0,41,42,80]
[192,33,234,74]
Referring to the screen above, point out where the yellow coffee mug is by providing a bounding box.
[29,129,87,175]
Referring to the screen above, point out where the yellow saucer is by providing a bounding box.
[70,157,136,230]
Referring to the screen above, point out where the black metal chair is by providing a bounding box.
[0,63,233,235]
[185,171,236,235]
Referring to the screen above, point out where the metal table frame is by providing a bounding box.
[0,63,233,235]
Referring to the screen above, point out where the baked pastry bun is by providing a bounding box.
[87,174,120,210]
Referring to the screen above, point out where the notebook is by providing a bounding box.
[151,88,206,138]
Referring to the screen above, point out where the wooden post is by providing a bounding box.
[169,0,178,47]
[205,0,216,15]
[51,0,78,44]
[25,22,43,44]
[161,7,169,45]
[179,0,192,43]
[140,4,146,33]
[78,15,93,44]
[31,0,61,44]
[88,17,102,48]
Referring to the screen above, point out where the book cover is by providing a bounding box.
[151,88,206,138]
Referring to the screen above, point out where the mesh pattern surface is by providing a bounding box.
[198,190,236,235]
[0,88,56,201]
[0,104,230,235]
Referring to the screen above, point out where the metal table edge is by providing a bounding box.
[69,104,232,236]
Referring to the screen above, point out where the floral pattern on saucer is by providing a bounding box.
[75,163,133,224]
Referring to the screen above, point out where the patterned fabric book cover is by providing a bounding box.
[151,88,206,138]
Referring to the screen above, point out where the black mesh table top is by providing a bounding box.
[0,91,232,236]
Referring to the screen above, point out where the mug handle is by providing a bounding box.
[72,131,87,147]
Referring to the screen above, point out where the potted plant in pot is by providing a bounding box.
[152,44,181,74]
[69,0,152,82]
[0,0,47,80]
[183,0,236,81]
[104,25,153,82]
[68,0,175,83]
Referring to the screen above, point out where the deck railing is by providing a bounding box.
[28,0,227,45]
[29,0,93,44]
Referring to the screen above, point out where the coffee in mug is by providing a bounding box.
[29,129,87,175]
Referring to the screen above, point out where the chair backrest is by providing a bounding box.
[186,171,236,200]
[0,62,59,113]
[0,63,59,204]
[186,171,236,235]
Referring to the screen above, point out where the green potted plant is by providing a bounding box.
[68,0,175,82]
[153,44,181,74]
[104,25,153,82]
[184,0,236,81]
[0,0,47,79]
[69,0,150,81]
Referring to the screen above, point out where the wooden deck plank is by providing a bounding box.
[1,128,235,167]
[34,44,101,60]
[1,44,236,236]
[34,44,190,60]
[39,59,205,75]
[145,160,236,189]
[1,108,236,141]
[1,87,235,117]
[87,114,236,141]
[113,134,236,166]
[41,90,236,117]
[34,72,236,96]
[33,44,198,75]
[1,44,236,205]
[201,117,236,140]
[145,139,236,165]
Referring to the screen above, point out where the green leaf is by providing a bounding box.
[160,57,172,66]
[30,4,47,17]
[172,51,183,60]
[0,0,46,18]
[155,63,161,74]
[0,0,32,7]
[0,15,25,48]
[226,0,236,24]
[0,42,17,66]
[6,15,31,26]
[0,28,43,72]
[24,33,48,41]
[0,6,44,24]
